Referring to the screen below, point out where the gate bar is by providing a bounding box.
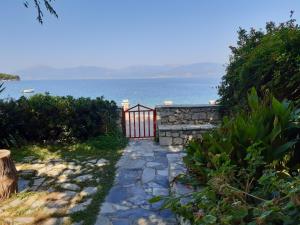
[133,112,136,138]
[143,111,146,138]
[122,108,126,136]
[128,112,131,137]
[153,110,157,138]
[138,105,141,137]
[148,111,150,137]
[125,104,153,111]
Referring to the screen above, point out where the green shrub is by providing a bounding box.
[152,89,300,224]
[187,89,299,174]
[218,17,300,111]
[0,94,119,147]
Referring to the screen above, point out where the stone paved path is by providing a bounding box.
[1,156,110,225]
[96,140,178,225]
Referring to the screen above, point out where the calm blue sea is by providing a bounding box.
[1,78,220,107]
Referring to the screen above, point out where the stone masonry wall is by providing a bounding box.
[159,124,216,146]
[156,105,221,146]
[159,129,202,146]
[156,105,221,126]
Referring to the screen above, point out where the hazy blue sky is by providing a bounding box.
[0,0,299,73]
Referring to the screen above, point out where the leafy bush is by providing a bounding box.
[153,89,300,224]
[0,94,119,147]
[187,89,299,173]
[218,17,300,111]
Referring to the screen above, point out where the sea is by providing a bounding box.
[1,78,220,107]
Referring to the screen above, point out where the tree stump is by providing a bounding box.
[0,150,18,201]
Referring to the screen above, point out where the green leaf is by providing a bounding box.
[0,82,5,94]
[231,207,248,220]
[274,140,297,158]
[259,210,273,220]
[272,97,285,115]
[247,88,259,111]
[148,196,162,204]
[202,215,217,224]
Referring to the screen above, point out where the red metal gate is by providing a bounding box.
[122,104,156,138]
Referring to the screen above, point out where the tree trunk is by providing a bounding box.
[0,150,18,201]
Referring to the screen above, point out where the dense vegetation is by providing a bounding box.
[218,16,300,111]
[0,94,119,148]
[151,17,300,225]
[0,73,20,80]
[153,90,300,224]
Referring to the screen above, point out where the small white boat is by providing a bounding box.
[22,89,35,93]
[209,100,217,105]
[164,100,173,106]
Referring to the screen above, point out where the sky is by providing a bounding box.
[0,0,300,73]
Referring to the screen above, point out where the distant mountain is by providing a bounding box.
[17,66,113,80]
[17,63,224,80]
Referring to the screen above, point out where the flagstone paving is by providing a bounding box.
[96,140,178,225]
[0,156,110,225]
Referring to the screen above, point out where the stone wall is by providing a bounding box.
[156,104,221,126]
[159,124,215,146]
[156,105,221,146]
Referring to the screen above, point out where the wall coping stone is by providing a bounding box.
[155,104,220,109]
[159,124,216,131]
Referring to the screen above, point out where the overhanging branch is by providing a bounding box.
[24,0,58,24]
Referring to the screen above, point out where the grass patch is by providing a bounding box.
[11,132,128,162]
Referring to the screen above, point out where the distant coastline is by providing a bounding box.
[16,63,224,80]
[0,73,20,81]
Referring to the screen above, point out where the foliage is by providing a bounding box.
[0,94,120,148]
[24,0,58,24]
[188,88,299,173]
[218,15,300,111]
[0,73,20,81]
[152,89,300,224]
[0,83,4,94]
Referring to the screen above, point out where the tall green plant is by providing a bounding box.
[151,89,300,224]
[187,88,299,174]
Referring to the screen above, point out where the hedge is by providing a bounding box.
[0,94,119,147]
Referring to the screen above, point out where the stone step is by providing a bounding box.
[158,123,216,146]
